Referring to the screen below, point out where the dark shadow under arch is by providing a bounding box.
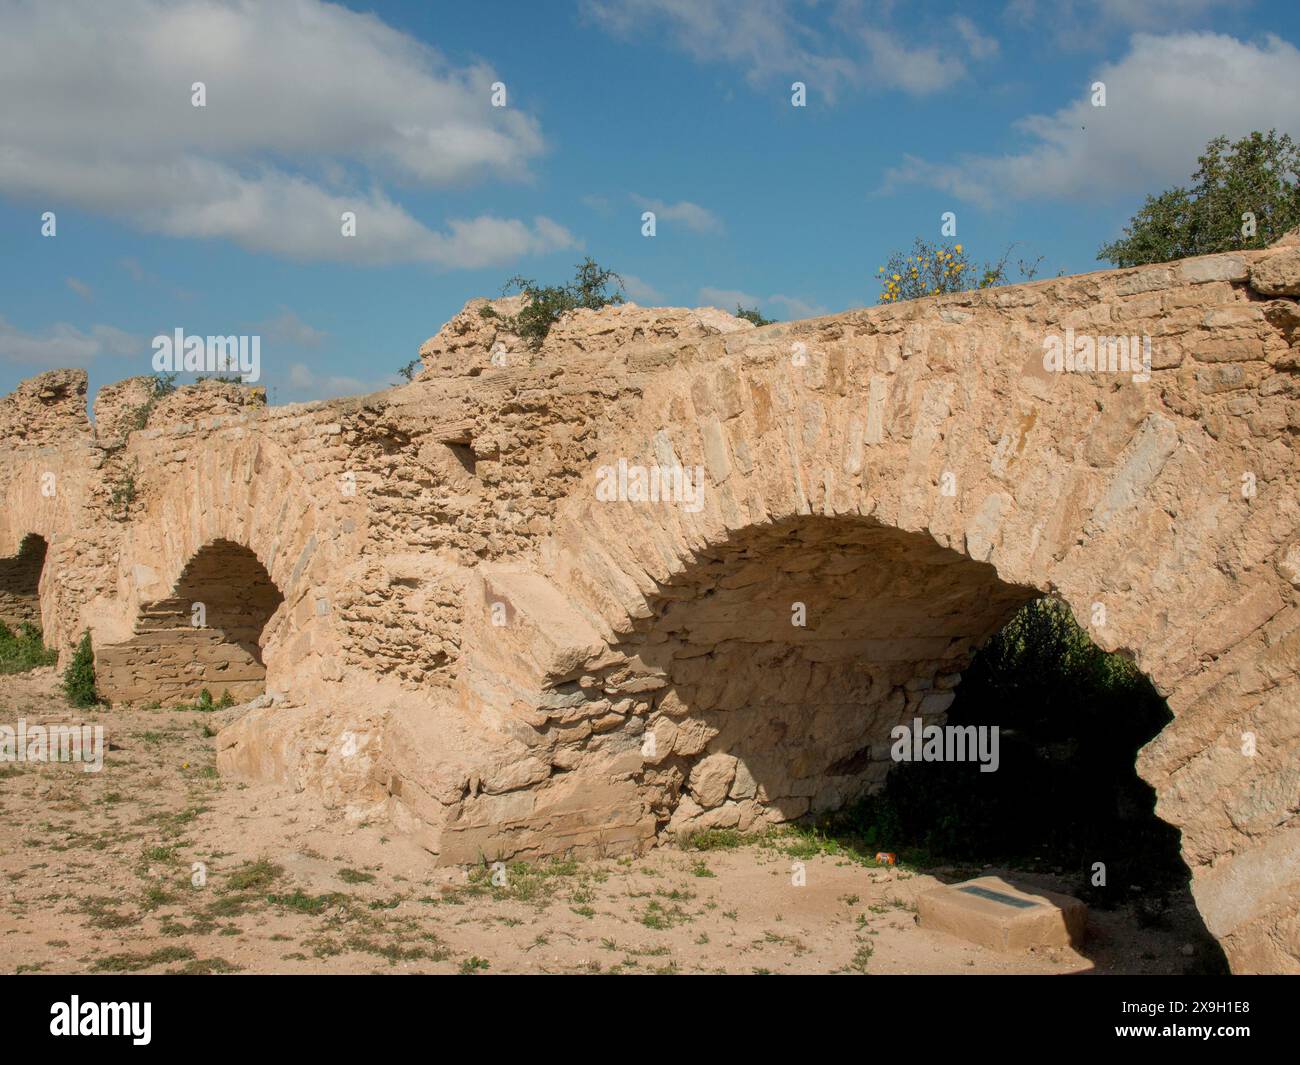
[579,513,1223,972]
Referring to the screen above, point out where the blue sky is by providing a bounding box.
[1,0,1297,405]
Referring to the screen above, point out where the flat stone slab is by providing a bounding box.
[917,876,1087,953]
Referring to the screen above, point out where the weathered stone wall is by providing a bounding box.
[2,235,1298,972]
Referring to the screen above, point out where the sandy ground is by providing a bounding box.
[1,668,1216,975]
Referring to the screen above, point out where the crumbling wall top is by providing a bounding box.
[0,368,90,448]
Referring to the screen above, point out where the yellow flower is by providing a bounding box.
[878,266,884,272]
[954,243,963,253]
[892,274,900,281]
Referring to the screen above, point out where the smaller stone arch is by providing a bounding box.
[97,539,285,705]
[0,533,50,628]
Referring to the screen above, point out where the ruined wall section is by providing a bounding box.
[325,303,756,692]
[0,369,92,448]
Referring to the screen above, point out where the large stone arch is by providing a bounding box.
[452,256,1300,972]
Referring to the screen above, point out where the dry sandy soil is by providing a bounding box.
[1,669,1215,976]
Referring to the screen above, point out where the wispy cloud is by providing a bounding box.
[585,0,993,100]
[631,194,724,234]
[620,273,666,304]
[0,316,141,367]
[284,362,393,402]
[247,309,328,349]
[698,287,828,320]
[882,32,1300,208]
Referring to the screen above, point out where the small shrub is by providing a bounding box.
[122,374,178,435]
[876,239,1043,304]
[108,459,140,519]
[62,630,101,707]
[500,258,625,350]
[735,305,777,327]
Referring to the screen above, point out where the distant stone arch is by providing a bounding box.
[98,539,285,705]
[0,533,49,628]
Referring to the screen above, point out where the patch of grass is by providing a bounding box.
[847,940,874,974]
[678,829,753,852]
[174,957,242,975]
[144,805,207,837]
[0,620,58,674]
[465,858,578,906]
[266,889,344,915]
[346,936,446,965]
[140,882,178,910]
[338,868,375,884]
[92,946,194,973]
[78,895,139,930]
[458,955,490,974]
[224,859,282,893]
[173,689,236,713]
[640,899,690,929]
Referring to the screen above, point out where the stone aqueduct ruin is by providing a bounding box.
[2,236,1299,972]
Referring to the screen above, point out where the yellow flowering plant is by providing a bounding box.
[874,240,1042,305]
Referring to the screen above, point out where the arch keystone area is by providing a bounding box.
[2,235,1299,971]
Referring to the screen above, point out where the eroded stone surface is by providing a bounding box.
[2,236,1299,972]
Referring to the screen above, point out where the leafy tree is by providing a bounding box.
[735,305,777,327]
[397,359,421,382]
[62,630,101,707]
[1099,130,1300,266]
[500,258,625,350]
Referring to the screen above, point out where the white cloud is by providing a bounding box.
[117,256,195,302]
[882,32,1300,208]
[859,29,965,94]
[0,0,568,267]
[951,15,1000,61]
[697,287,827,319]
[767,293,829,320]
[632,194,724,234]
[1092,0,1242,28]
[620,273,666,304]
[584,0,972,99]
[0,317,141,366]
[1007,0,1244,35]
[249,310,327,348]
[699,286,760,310]
[66,277,93,301]
[284,362,390,402]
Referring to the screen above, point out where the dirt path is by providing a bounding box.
[1,669,1211,975]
